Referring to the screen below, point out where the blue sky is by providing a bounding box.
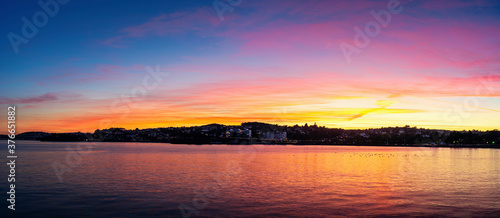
[1,0,500,133]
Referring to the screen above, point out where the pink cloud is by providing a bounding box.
[420,0,494,10]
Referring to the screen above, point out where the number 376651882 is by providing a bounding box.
[8,106,16,139]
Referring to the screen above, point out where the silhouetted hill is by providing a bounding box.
[17,132,52,140]
[200,123,225,128]
[11,123,500,148]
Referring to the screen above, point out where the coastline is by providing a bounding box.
[9,139,499,149]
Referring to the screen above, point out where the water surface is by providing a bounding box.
[2,141,499,217]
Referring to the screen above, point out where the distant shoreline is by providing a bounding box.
[5,123,500,149]
[7,139,499,149]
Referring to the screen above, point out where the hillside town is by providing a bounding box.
[11,122,500,148]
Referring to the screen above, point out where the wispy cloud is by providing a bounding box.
[0,93,59,104]
[101,8,219,47]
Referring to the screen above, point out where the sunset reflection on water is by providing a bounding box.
[4,141,499,217]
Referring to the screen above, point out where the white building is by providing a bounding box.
[262,131,287,141]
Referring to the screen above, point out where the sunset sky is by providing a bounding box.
[1,0,499,134]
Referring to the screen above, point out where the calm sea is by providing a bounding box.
[1,140,499,217]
